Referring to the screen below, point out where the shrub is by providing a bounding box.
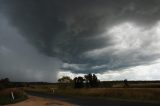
[0,88,27,105]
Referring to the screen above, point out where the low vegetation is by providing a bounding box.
[24,85,160,103]
[0,78,28,105]
[0,88,27,105]
[55,75,160,102]
[55,88,160,102]
[23,84,57,94]
[3,76,160,103]
[24,83,160,103]
[23,74,160,103]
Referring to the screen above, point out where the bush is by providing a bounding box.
[0,88,28,105]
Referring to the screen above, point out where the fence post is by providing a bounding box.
[11,91,15,100]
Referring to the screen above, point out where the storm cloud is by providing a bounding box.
[1,0,160,81]
[0,14,61,82]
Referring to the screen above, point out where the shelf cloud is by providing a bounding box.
[0,0,160,81]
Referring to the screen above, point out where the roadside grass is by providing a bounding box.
[24,83,160,103]
[112,83,160,88]
[55,88,160,102]
[0,88,28,105]
[23,84,57,94]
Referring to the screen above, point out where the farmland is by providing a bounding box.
[23,81,160,103]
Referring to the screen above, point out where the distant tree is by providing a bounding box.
[74,77,78,88]
[57,76,73,89]
[73,73,100,88]
[0,78,10,90]
[0,78,10,83]
[84,73,99,88]
[74,76,84,88]
[58,76,72,83]
[124,79,129,87]
[92,74,98,87]
[84,73,92,87]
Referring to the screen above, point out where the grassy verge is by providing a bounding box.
[23,87,54,95]
[55,88,160,103]
[0,88,28,105]
[24,85,160,103]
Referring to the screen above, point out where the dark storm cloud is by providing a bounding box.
[0,14,62,82]
[1,0,160,75]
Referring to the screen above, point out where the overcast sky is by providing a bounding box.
[0,0,160,82]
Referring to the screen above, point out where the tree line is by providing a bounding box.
[58,73,100,88]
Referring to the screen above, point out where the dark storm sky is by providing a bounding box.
[1,0,160,81]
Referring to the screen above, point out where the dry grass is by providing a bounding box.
[56,88,160,102]
[23,84,57,94]
[112,83,160,88]
[24,83,160,102]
